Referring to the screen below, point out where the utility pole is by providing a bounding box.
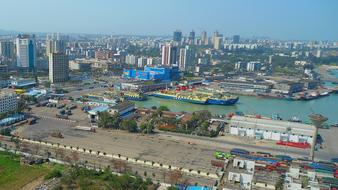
[308,114,327,161]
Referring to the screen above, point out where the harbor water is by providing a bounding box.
[133,94,338,123]
[134,70,338,123]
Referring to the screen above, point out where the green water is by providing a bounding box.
[134,94,338,123]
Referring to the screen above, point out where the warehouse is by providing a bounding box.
[228,115,316,145]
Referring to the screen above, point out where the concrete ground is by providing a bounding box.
[19,121,219,174]
[318,127,338,160]
[16,105,338,178]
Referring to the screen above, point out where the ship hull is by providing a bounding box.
[152,93,239,105]
[151,93,176,100]
[175,97,207,104]
[124,96,147,101]
[207,97,239,105]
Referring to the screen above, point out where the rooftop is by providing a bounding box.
[229,115,316,136]
[88,106,109,115]
[0,114,25,126]
[111,101,134,110]
[0,89,16,97]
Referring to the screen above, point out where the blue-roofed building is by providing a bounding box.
[24,88,48,101]
[185,186,210,190]
[0,114,25,127]
[88,106,109,123]
[123,66,179,81]
[88,106,109,115]
[87,102,135,125]
[11,79,36,89]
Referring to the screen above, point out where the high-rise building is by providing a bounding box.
[137,57,147,68]
[125,54,137,65]
[315,49,322,58]
[161,45,178,66]
[173,30,182,43]
[0,64,8,75]
[233,35,240,44]
[16,34,36,71]
[246,61,262,72]
[95,50,114,60]
[188,30,195,45]
[179,46,195,71]
[49,53,69,83]
[268,55,273,64]
[213,36,223,50]
[212,31,220,45]
[0,41,14,58]
[146,57,153,66]
[46,33,67,57]
[201,31,208,45]
[0,90,17,114]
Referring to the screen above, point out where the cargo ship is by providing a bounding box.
[122,91,147,101]
[151,87,238,105]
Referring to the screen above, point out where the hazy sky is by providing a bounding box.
[1,0,337,40]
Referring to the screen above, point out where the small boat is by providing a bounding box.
[331,123,338,128]
[289,116,302,123]
[319,91,330,97]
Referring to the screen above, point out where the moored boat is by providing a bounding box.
[123,91,147,101]
[151,88,239,106]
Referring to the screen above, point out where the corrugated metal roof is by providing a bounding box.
[229,116,315,136]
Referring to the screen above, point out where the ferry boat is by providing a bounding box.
[151,88,239,105]
[122,91,147,101]
[207,94,239,105]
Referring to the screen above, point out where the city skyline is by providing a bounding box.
[0,0,337,41]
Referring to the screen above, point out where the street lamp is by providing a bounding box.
[308,114,327,161]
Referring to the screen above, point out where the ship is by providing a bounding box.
[151,87,239,105]
[122,91,147,101]
[195,88,239,105]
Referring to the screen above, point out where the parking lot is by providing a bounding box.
[31,103,89,125]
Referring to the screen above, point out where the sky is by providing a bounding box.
[0,0,337,40]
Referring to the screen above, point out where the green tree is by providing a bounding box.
[0,128,12,136]
[120,119,138,133]
[167,187,179,190]
[98,112,120,129]
[17,98,28,113]
[158,105,170,111]
[140,122,154,134]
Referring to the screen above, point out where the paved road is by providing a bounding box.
[157,131,334,161]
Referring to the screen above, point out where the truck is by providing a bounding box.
[51,131,64,138]
[56,114,68,119]
[211,160,225,168]
[214,151,234,160]
[82,106,91,113]
[27,118,37,125]
[36,101,48,107]
[275,155,293,162]
[74,126,96,132]
[67,104,77,110]
[59,109,65,115]
[230,148,250,156]
[57,104,65,109]
[66,110,72,115]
